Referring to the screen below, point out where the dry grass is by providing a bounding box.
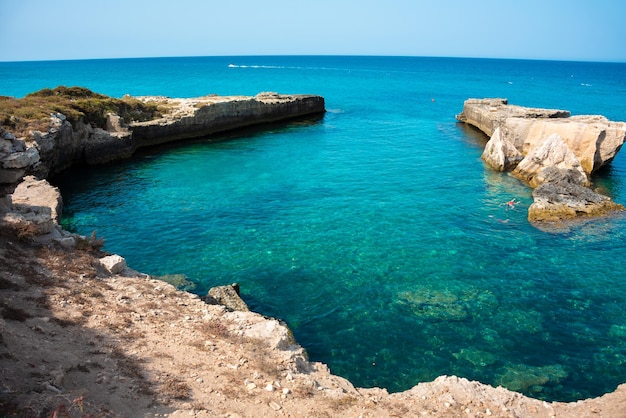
[195,319,232,338]
[5,220,40,241]
[239,337,284,381]
[0,86,161,137]
[161,378,192,401]
[74,231,105,253]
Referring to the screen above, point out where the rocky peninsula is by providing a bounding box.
[1,90,626,416]
[456,98,626,224]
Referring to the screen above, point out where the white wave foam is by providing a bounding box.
[228,64,286,69]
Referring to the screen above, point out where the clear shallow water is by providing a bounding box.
[4,56,626,402]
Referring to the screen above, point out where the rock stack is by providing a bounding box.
[456,98,626,223]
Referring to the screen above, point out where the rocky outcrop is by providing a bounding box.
[204,283,250,312]
[458,99,626,175]
[529,180,624,222]
[458,98,626,223]
[0,128,40,194]
[456,98,570,138]
[0,175,62,236]
[24,93,324,178]
[131,93,325,148]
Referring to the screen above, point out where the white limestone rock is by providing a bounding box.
[481,127,523,171]
[513,133,588,188]
[100,254,127,274]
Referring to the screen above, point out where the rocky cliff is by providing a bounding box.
[131,92,325,148]
[20,91,325,178]
[0,90,325,245]
[457,98,626,223]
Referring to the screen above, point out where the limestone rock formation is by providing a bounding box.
[456,98,570,138]
[1,175,62,236]
[529,181,624,222]
[457,98,626,175]
[130,93,325,148]
[481,127,523,171]
[0,128,40,193]
[22,93,324,177]
[100,254,128,275]
[501,115,626,174]
[513,133,588,188]
[457,98,626,223]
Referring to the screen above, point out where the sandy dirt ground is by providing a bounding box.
[1,232,625,417]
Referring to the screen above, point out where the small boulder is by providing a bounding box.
[100,254,127,274]
[204,283,249,311]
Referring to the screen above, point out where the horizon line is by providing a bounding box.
[1,53,625,65]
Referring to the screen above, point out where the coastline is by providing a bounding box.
[1,90,626,416]
[2,229,626,416]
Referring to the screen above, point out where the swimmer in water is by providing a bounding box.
[504,199,518,210]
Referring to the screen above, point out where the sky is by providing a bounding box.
[1,0,625,62]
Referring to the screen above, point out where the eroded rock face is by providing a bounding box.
[458,98,626,223]
[501,115,626,174]
[0,129,40,193]
[1,175,63,235]
[481,127,523,171]
[30,116,133,178]
[130,94,325,148]
[513,133,588,188]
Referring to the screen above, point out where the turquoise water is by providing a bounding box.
[4,56,626,402]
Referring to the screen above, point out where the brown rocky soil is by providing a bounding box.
[1,232,625,417]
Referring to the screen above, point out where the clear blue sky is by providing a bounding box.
[1,0,625,62]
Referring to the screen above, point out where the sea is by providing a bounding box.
[2,56,626,402]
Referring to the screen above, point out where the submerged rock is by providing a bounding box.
[396,288,469,321]
[154,273,197,291]
[495,363,568,394]
[453,348,499,367]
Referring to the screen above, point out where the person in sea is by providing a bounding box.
[503,198,518,210]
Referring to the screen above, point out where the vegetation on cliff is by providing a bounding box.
[0,86,161,137]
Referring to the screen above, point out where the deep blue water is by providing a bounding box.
[3,56,626,402]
